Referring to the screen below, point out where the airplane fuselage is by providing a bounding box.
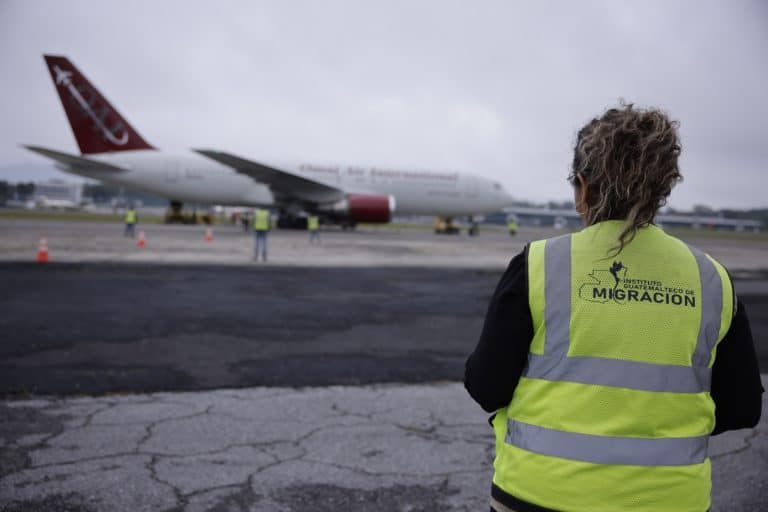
[33,55,514,220]
[63,150,512,217]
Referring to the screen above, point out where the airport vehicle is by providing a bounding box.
[434,217,461,235]
[25,55,513,227]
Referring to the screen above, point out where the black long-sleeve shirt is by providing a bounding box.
[465,246,763,435]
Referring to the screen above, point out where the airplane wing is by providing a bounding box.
[194,149,345,204]
[23,145,127,172]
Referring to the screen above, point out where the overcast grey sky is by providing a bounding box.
[1,0,766,209]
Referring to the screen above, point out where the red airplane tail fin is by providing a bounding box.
[43,55,155,154]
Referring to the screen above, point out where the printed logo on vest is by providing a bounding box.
[578,261,696,307]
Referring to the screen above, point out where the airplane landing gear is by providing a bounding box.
[276,212,308,229]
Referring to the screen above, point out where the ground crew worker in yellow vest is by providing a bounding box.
[465,104,762,512]
[252,208,270,261]
[124,205,137,238]
[307,215,320,244]
[506,216,518,236]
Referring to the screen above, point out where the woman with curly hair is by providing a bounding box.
[465,104,762,512]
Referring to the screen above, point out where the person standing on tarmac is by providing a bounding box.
[506,215,519,236]
[307,215,321,244]
[465,103,763,512]
[124,205,137,238]
[252,208,270,261]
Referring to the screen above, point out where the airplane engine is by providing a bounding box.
[324,194,396,223]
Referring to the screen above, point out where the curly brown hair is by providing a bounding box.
[569,103,682,254]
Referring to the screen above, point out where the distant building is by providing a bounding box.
[487,207,762,233]
[32,180,83,208]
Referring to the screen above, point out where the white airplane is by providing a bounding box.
[26,55,513,226]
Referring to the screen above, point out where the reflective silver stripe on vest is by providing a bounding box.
[688,245,724,368]
[512,234,721,466]
[526,354,712,393]
[543,235,571,356]
[506,419,709,466]
[523,234,722,393]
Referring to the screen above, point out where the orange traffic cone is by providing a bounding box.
[137,230,147,249]
[37,235,49,263]
[204,227,214,242]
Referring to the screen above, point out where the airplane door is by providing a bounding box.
[165,162,180,182]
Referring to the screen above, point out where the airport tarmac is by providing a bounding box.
[1,263,766,395]
[1,218,766,511]
[0,218,523,268]
[2,217,768,271]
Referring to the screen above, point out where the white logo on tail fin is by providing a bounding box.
[53,64,129,146]
[54,67,73,86]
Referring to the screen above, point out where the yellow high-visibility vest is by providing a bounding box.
[253,209,270,231]
[492,221,733,511]
[307,216,319,231]
[125,210,137,224]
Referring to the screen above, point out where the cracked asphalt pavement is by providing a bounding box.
[0,380,765,511]
[0,384,493,511]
